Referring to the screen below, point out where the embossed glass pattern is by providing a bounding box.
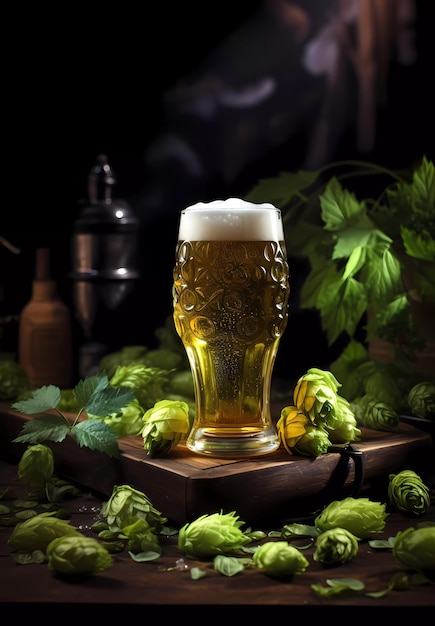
[173,199,290,457]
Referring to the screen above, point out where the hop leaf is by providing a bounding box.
[12,385,62,414]
[71,421,120,458]
[12,414,69,445]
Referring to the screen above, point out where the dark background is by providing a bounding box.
[1,0,433,382]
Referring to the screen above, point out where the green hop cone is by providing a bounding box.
[293,368,339,424]
[315,497,389,539]
[388,470,431,516]
[276,406,309,454]
[121,517,162,555]
[253,541,309,577]
[8,512,81,553]
[46,535,113,575]
[327,395,361,444]
[407,381,435,420]
[110,363,169,409]
[101,484,167,533]
[96,398,145,438]
[293,422,331,457]
[351,394,399,432]
[313,527,359,565]
[178,511,251,558]
[17,443,55,497]
[0,359,34,401]
[392,526,435,572]
[142,399,190,457]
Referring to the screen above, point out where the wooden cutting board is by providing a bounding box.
[1,403,432,527]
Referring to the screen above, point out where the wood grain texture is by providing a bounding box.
[1,403,432,526]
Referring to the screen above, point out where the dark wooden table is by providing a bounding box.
[1,458,434,613]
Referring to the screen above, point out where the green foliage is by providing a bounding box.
[11,373,135,458]
[247,156,435,375]
[0,359,34,401]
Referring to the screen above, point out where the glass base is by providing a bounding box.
[186,426,280,458]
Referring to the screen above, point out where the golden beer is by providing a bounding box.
[173,198,290,456]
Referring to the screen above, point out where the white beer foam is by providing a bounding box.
[179,197,284,241]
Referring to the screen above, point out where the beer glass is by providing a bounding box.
[173,198,290,457]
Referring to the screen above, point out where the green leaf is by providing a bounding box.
[320,178,367,230]
[13,550,47,565]
[213,555,246,577]
[311,578,365,598]
[300,260,340,309]
[326,577,365,591]
[128,550,161,562]
[12,414,69,444]
[245,170,319,207]
[85,385,135,417]
[318,278,367,345]
[368,538,394,550]
[74,372,110,407]
[190,567,207,580]
[364,248,402,303]
[341,246,367,280]
[12,386,62,414]
[70,420,120,458]
[402,227,435,261]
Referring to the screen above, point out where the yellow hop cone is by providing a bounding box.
[277,406,309,454]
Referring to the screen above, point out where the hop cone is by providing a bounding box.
[276,406,309,454]
[18,443,55,497]
[315,497,389,539]
[110,364,169,410]
[121,518,162,555]
[388,470,431,516]
[99,398,145,438]
[253,541,309,577]
[0,359,33,401]
[392,526,435,572]
[178,511,251,558]
[313,527,359,565]
[350,394,399,431]
[407,381,435,420]
[8,512,81,553]
[327,395,361,444]
[46,535,113,575]
[101,484,167,533]
[142,399,190,457]
[293,369,339,424]
[292,422,331,457]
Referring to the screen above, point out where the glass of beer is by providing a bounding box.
[173,198,290,457]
